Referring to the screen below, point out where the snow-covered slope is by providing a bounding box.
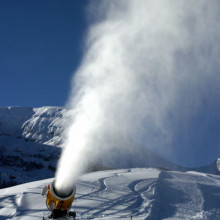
[0,106,68,146]
[0,135,60,187]
[0,168,220,219]
[0,107,66,188]
[149,170,220,219]
[193,159,220,175]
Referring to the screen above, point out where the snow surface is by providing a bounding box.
[0,168,220,220]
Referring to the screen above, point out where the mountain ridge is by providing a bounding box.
[0,106,219,189]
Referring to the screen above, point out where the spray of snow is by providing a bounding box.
[55,0,220,193]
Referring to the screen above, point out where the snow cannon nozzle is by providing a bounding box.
[52,180,74,199]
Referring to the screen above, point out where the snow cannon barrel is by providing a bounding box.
[46,180,76,211]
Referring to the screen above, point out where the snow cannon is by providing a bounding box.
[42,180,76,219]
[46,180,76,211]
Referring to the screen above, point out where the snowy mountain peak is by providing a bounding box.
[21,106,68,146]
[0,106,68,146]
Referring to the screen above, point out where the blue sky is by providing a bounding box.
[0,0,219,168]
[0,0,89,107]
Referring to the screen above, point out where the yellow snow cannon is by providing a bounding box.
[42,180,76,219]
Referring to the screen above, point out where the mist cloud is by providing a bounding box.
[55,0,220,193]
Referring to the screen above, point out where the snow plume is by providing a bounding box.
[55,0,220,193]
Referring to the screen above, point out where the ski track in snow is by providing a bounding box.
[0,168,220,219]
[127,179,157,218]
[74,169,159,219]
[0,193,22,219]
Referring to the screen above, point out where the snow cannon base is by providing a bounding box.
[43,210,76,220]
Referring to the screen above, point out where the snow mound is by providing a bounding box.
[149,171,220,219]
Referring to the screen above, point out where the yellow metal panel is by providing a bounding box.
[46,187,75,211]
